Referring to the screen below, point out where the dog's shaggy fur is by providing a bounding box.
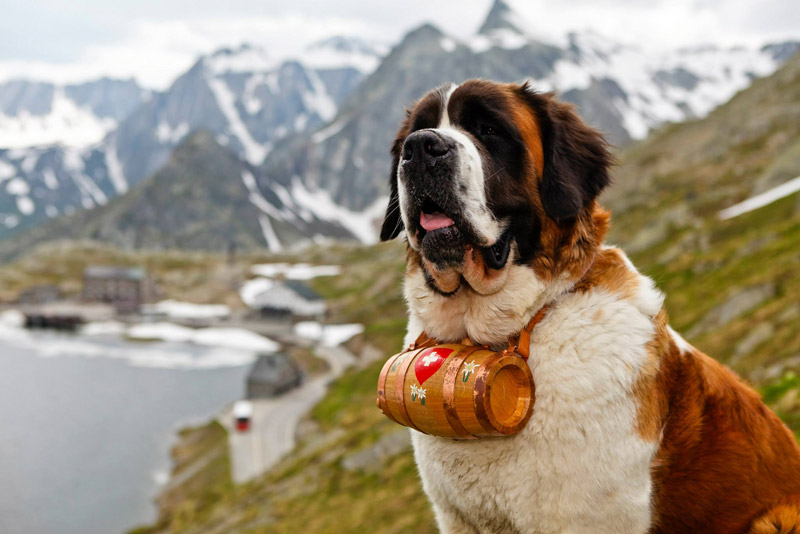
[379,79,800,533]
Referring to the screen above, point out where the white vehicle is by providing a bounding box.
[232,400,253,432]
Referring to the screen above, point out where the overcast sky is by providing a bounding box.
[1,0,798,89]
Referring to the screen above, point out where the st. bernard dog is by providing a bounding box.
[378,79,800,534]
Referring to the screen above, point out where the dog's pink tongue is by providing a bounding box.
[420,212,454,231]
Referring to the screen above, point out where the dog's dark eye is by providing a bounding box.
[480,124,496,137]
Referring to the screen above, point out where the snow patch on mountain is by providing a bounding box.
[206,38,383,78]
[0,160,14,181]
[205,45,277,76]
[5,178,28,195]
[289,177,385,244]
[719,175,800,220]
[440,38,457,52]
[303,69,337,122]
[1,214,18,229]
[207,77,270,165]
[554,32,778,136]
[302,36,385,73]
[104,141,127,194]
[0,88,116,149]
[16,196,34,216]
[20,151,38,173]
[311,117,350,144]
[156,121,190,144]
[470,28,529,52]
[240,170,289,252]
[256,214,282,253]
[200,42,373,165]
[43,168,58,190]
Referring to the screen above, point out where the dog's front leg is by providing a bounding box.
[432,503,479,534]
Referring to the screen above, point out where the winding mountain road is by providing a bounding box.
[225,344,356,483]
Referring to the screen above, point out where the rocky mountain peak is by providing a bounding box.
[478,0,521,36]
[307,36,383,58]
[401,23,446,45]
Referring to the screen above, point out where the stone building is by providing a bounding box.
[246,353,303,398]
[82,266,156,313]
[17,284,61,305]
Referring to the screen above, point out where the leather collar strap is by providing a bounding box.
[505,304,549,360]
[409,304,550,360]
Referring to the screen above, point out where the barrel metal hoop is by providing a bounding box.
[377,351,406,423]
[473,352,506,435]
[442,345,483,439]
[482,354,535,435]
[394,346,426,433]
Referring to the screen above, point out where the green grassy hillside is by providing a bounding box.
[606,52,800,392]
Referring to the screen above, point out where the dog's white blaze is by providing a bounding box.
[433,126,502,244]
[396,173,418,249]
[438,83,458,128]
[405,260,664,533]
[425,83,502,246]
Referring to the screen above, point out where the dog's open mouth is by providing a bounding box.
[420,197,455,232]
[416,195,511,275]
[419,196,466,268]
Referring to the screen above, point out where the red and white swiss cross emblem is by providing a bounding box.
[414,348,453,384]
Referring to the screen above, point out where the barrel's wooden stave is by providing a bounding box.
[377,343,535,438]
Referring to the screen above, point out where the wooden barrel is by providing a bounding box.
[377,343,535,439]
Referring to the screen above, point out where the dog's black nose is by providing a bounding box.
[402,130,450,165]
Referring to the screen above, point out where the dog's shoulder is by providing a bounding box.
[574,245,664,317]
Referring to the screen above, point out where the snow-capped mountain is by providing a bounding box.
[254,1,799,225]
[0,37,384,241]
[0,78,148,235]
[0,78,148,149]
[0,0,798,255]
[0,130,368,258]
[474,0,799,141]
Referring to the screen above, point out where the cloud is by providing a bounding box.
[505,0,798,51]
[0,13,381,89]
[0,0,796,90]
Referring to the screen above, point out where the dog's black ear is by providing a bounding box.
[379,153,402,240]
[379,120,411,241]
[523,88,613,222]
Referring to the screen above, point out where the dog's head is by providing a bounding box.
[381,80,612,342]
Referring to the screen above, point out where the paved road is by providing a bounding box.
[225,344,356,483]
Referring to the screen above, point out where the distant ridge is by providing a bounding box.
[0,0,798,252]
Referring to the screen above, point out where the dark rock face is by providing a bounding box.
[0,131,359,260]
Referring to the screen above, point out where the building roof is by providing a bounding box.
[247,280,327,316]
[247,353,302,386]
[283,280,322,301]
[84,266,147,280]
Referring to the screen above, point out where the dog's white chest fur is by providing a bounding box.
[408,285,662,534]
